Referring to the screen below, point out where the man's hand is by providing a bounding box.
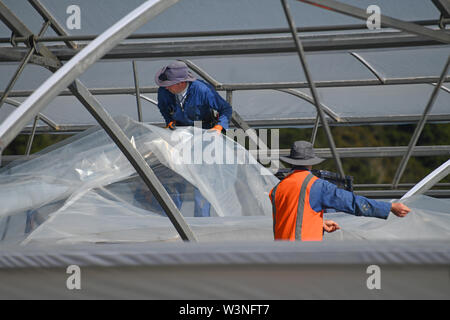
[323,220,340,233]
[391,203,410,217]
[208,124,223,134]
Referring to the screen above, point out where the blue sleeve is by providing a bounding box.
[157,88,173,125]
[309,179,391,219]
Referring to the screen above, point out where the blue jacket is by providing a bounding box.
[157,80,232,129]
[299,169,391,219]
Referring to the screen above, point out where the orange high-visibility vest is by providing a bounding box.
[269,170,324,241]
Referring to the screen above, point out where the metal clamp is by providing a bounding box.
[25,34,39,54]
[9,31,17,47]
[438,14,448,29]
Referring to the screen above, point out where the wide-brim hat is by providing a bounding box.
[154,61,197,87]
[280,140,325,166]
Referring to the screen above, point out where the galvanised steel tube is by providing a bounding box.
[281,0,345,177]
[401,159,450,200]
[132,61,143,122]
[0,19,445,44]
[3,75,450,98]
[392,55,450,188]
[0,0,178,150]
[69,79,197,241]
[0,0,199,241]
[298,0,450,44]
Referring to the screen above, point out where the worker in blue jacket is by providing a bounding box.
[271,141,410,240]
[155,60,233,217]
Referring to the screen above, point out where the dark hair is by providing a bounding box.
[158,71,168,81]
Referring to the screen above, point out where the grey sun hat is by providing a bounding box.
[280,141,325,166]
[154,61,197,87]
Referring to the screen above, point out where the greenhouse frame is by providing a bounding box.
[0,0,448,299]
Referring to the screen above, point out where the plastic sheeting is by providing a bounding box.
[0,116,277,244]
[324,195,450,241]
[2,240,450,269]
[1,240,449,299]
[0,115,449,245]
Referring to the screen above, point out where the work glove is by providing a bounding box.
[208,124,223,134]
[165,121,176,130]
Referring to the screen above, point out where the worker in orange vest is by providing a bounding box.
[269,141,411,241]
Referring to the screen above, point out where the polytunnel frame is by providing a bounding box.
[0,0,448,221]
[0,1,448,184]
[295,0,450,189]
[0,2,448,154]
[0,0,199,242]
[188,0,450,193]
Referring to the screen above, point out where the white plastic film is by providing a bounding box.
[0,116,277,244]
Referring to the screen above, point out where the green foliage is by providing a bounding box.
[3,134,71,156]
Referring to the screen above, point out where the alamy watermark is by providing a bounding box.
[366,5,381,30]
[66,265,81,290]
[66,5,81,30]
[366,264,381,290]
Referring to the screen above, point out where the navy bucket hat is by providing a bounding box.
[280,141,325,166]
[154,61,197,87]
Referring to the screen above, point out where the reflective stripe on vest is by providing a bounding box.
[270,183,280,236]
[270,171,323,241]
[295,173,315,239]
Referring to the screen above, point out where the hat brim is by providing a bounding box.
[154,68,197,87]
[280,156,325,166]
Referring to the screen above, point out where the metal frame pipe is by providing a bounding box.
[69,79,197,241]
[432,0,450,18]
[182,59,222,88]
[0,0,197,242]
[2,30,447,63]
[310,114,320,145]
[0,19,446,44]
[298,0,450,44]
[181,59,276,166]
[4,98,58,130]
[281,0,345,176]
[392,55,450,188]
[24,115,39,155]
[2,75,450,98]
[255,145,450,159]
[401,159,450,200]
[0,1,59,65]
[10,113,450,135]
[136,93,158,106]
[0,20,50,109]
[0,47,36,110]
[27,0,78,49]
[0,1,32,38]
[278,88,342,122]
[0,0,178,151]
[349,52,386,84]
[132,61,143,122]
